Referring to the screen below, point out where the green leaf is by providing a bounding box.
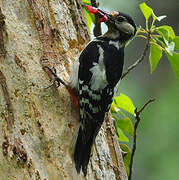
[155,36,166,47]
[157,26,175,40]
[165,42,175,56]
[117,128,129,142]
[139,3,153,21]
[84,9,95,33]
[82,0,91,5]
[152,11,166,22]
[113,94,135,115]
[163,26,175,39]
[167,52,179,80]
[120,144,131,176]
[151,12,157,22]
[115,117,134,136]
[174,36,179,50]
[156,28,169,44]
[149,43,163,73]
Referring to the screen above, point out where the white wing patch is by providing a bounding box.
[89,46,108,91]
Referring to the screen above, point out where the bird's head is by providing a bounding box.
[86,5,136,41]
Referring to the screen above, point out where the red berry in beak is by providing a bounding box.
[86,5,99,14]
[85,5,108,23]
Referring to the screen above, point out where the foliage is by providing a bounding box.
[139,3,179,79]
[111,93,135,175]
[120,144,132,176]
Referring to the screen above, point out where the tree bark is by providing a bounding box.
[0,0,127,179]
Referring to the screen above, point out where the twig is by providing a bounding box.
[90,0,102,37]
[138,99,155,114]
[121,33,151,80]
[128,98,155,180]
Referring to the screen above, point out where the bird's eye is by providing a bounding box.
[117,16,125,22]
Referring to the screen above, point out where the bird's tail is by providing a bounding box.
[74,126,96,176]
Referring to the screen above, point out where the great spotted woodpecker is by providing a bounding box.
[45,6,136,176]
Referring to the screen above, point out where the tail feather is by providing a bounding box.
[74,126,95,176]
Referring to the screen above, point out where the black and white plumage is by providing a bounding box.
[70,9,136,176]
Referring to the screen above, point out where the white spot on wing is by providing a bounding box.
[79,79,84,84]
[89,46,108,91]
[79,89,82,94]
[108,104,111,109]
[82,85,101,100]
[80,98,90,105]
[82,85,89,91]
[80,109,86,119]
[88,90,101,100]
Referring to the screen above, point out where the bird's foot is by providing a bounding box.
[44,66,68,89]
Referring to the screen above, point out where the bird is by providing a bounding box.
[44,6,136,176]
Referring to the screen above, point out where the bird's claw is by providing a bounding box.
[44,77,61,89]
[44,66,68,89]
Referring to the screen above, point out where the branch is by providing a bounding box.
[90,0,102,37]
[121,33,151,80]
[128,98,155,180]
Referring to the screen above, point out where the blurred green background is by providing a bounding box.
[95,0,179,179]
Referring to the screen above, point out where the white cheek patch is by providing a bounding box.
[89,46,108,91]
[116,21,135,35]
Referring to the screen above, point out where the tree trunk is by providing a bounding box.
[0,0,127,179]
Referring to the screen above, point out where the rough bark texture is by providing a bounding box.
[0,0,127,179]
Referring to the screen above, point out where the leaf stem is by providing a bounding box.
[146,20,149,31]
[150,41,165,51]
[136,35,147,39]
